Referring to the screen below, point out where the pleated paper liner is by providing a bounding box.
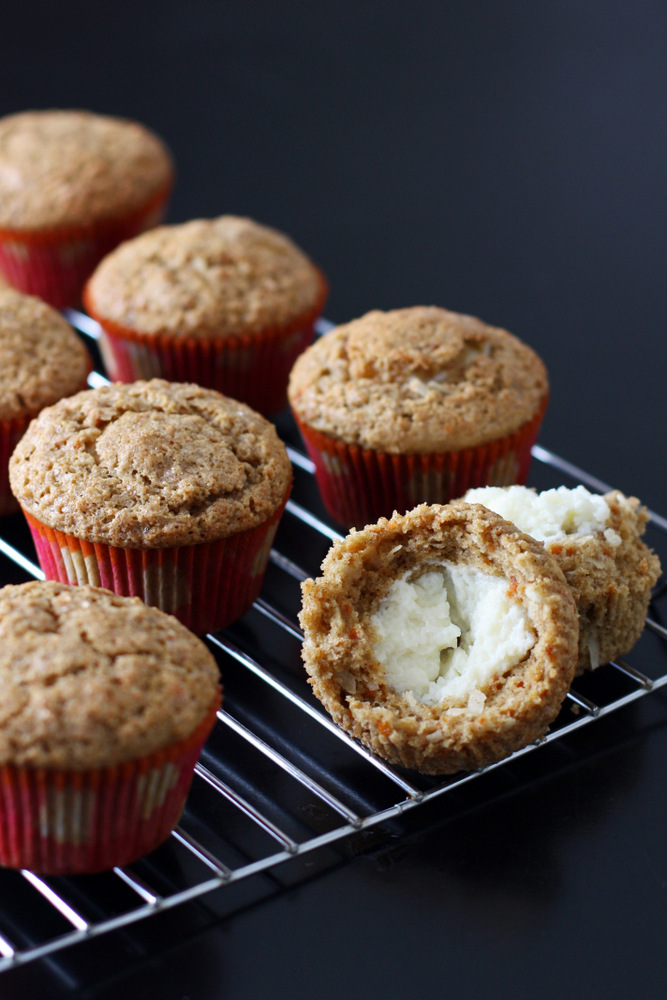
[293,401,548,529]
[83,272,328,418]
[0,696,220,875]
[0,180,172,309]
[22,493,290,636]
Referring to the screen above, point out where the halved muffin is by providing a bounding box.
[299,502,578,775]
[464,484,662,673]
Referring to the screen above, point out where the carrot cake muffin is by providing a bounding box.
[0,109,173,307]
[464,484,662,673]
[9,379,293,633]
[0,287,91,514]
[299,502,578,775]
[288,306,549,528]
[0,579,221,874]
[83,215,328,416]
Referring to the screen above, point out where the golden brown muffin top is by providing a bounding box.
[288,307,549,453]
[299,501,578,775]
[84,215,327,338]
[9,379,292,547]
[0,580,220,769]
[0,109,173,230]
[0,287,91,420]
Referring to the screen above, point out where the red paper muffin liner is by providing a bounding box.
[293,400,548,528]
[83,272,328,418]
[0,697,220,875]
[22,490,290,635]
[0,180,172,309]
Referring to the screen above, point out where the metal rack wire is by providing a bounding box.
[0,312,664,974]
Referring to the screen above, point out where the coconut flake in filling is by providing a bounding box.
[464,484,621,545]
[371,565,536,707]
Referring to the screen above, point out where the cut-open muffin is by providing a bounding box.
[464,485,662,673]
[299,502,578,775]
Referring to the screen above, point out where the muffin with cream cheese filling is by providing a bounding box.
[288,306,548,528]
[0,579,221,874]
[9,379,292,634]
[299,502,578,775]
[464,484,662,673]
[83,215,328,417]
[0,109,173,307]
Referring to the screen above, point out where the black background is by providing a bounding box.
[1,3,667,998]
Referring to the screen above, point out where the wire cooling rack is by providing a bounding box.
[0,312,665,975]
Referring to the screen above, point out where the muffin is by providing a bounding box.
[9,379,293,634]
[299,502,578,775]
[0,287,91,514]
[464,484,662,673]
[83,215,328,417]
[287,306,549,528]
[0,109,173,308]
[0,579,221,874]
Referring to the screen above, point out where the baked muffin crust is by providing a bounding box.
[299,502,578,775]
[559,491,661,671]
[84,215,326,338]
[0,109,173,230]
[9,379,292,547]
[0,287,90,419]
[288,306,549,453]
[0,580,220,769]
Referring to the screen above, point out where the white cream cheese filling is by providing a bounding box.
[464,484,621,546]
[371,564,536,707]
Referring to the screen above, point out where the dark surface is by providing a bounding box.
[1,4,667,998]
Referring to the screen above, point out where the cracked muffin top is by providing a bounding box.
[9,379,292,547]
[0,109,173,230]
[0,287,91,420]
[0,580,220,769]
[288,306,549,453]
[83,215,327,338]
